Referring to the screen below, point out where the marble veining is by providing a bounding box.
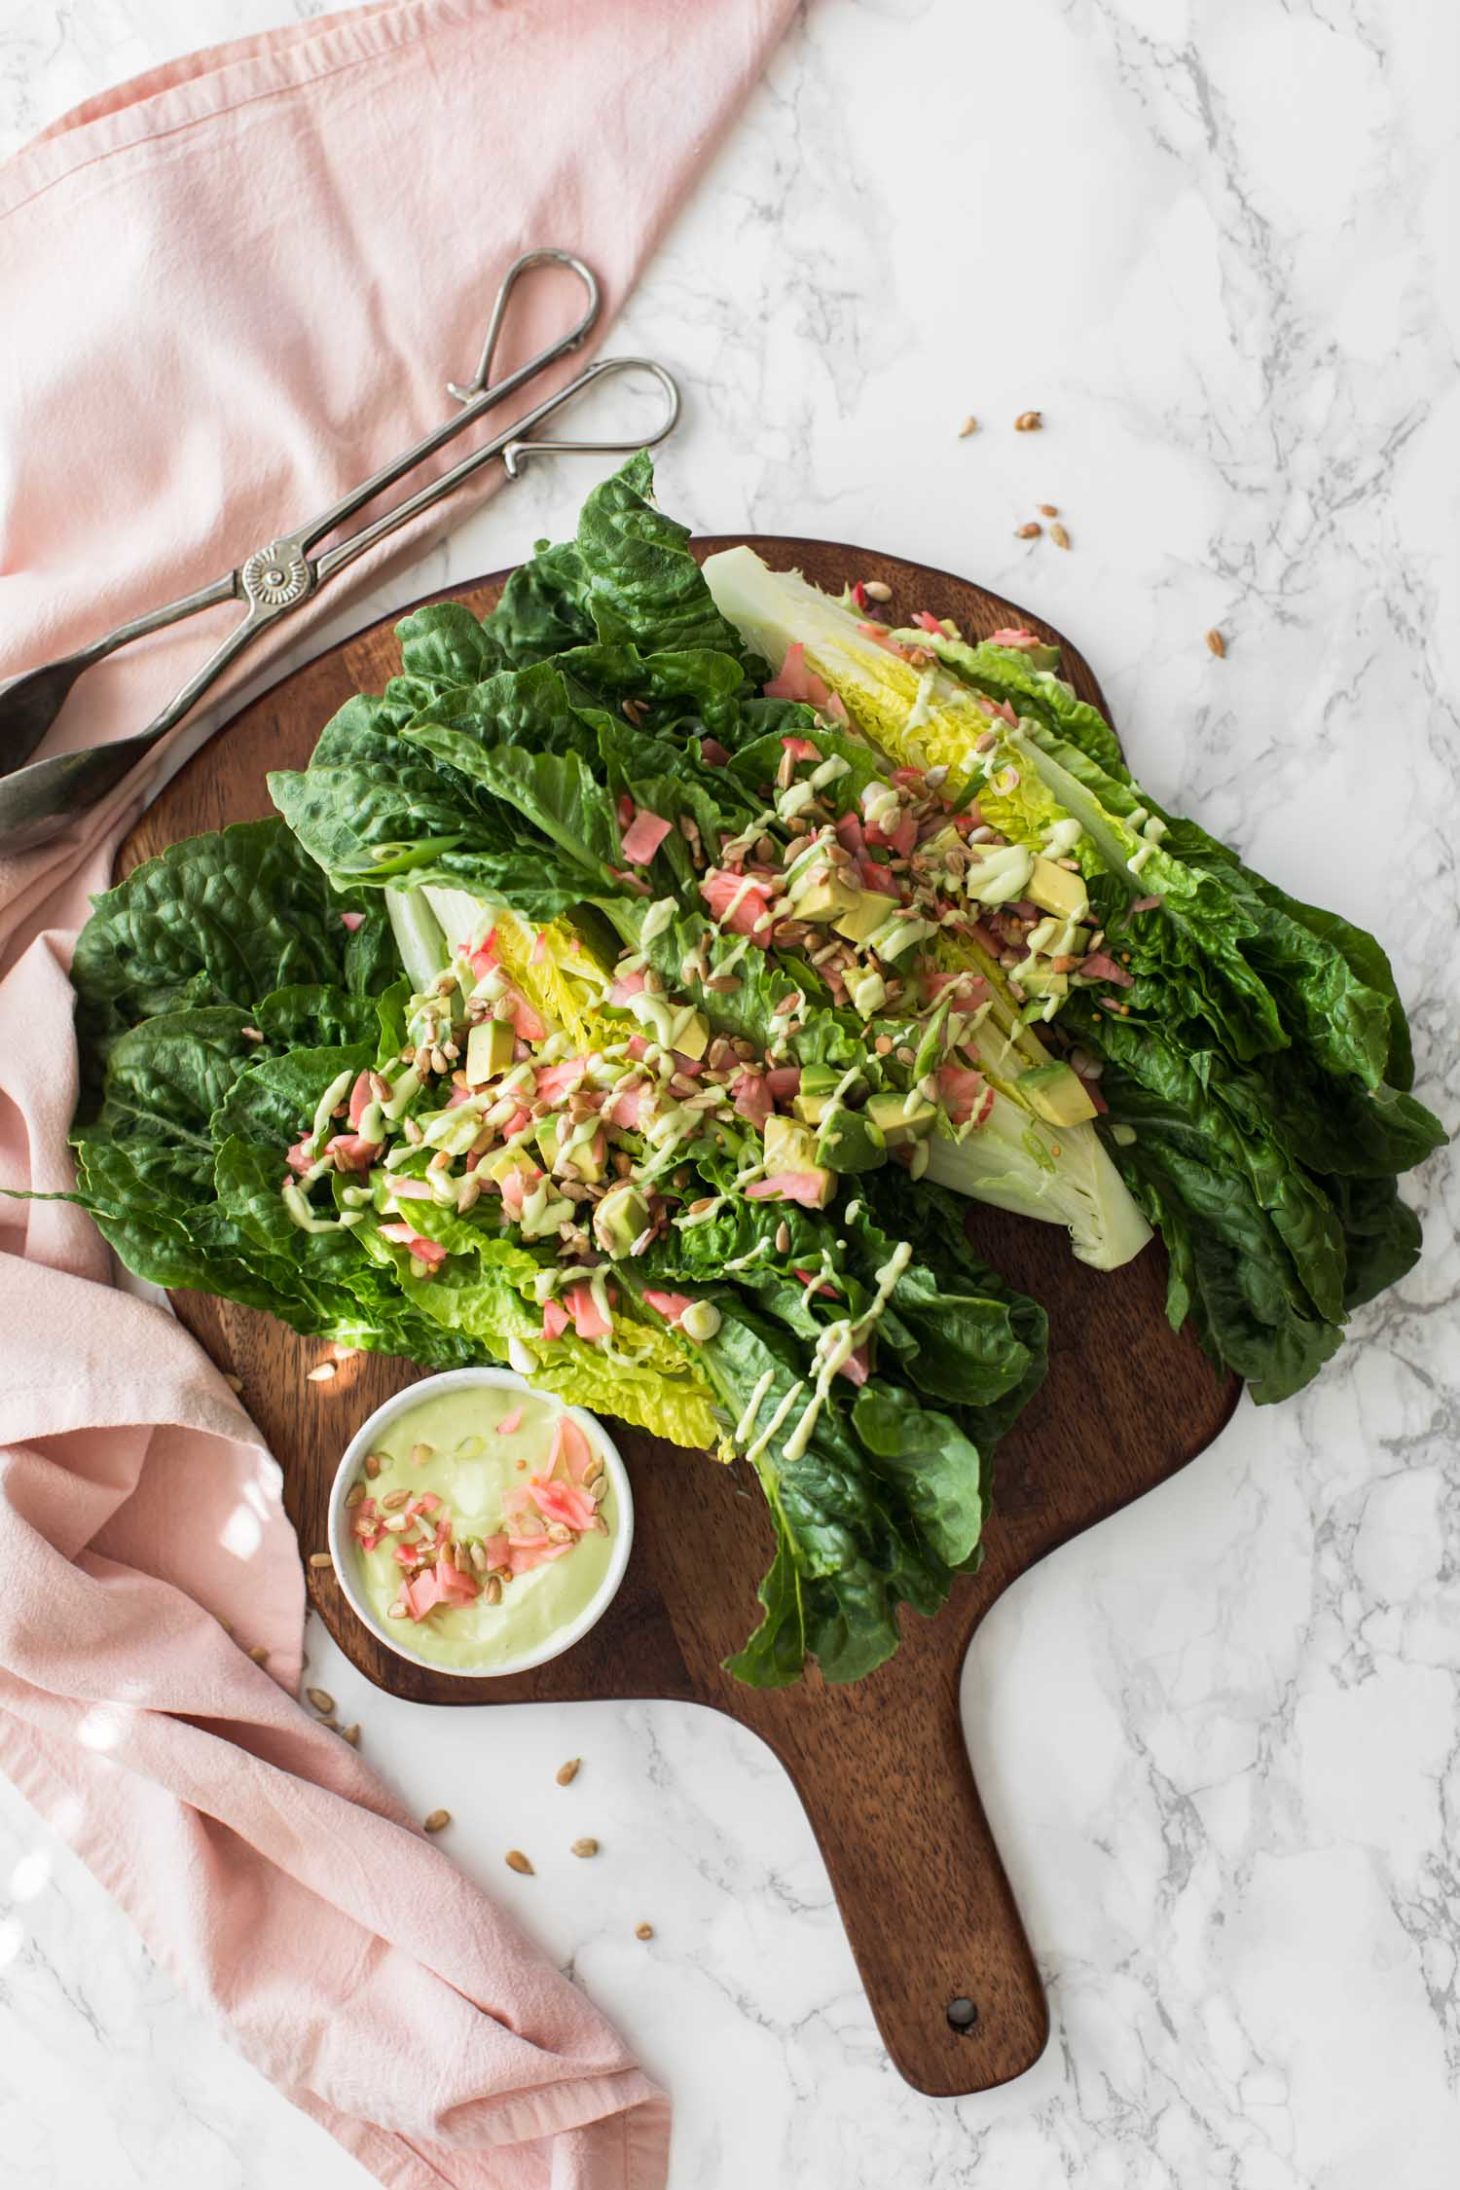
[1,0,1457,2183]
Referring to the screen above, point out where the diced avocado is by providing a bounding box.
[965,844,1034,905]
[917,823,963,864]
[535,1116,561,1168]
[834,889,898,945]
[793,874,862,924]
[465,1017,515,1085]
[1017,967,1070,1000]
[798,1064,841,1098]
[866,1091,938,1146]
[592,1181,651,1257]
[1019,1061,1097,1126]
[1025,915,1084,960]
[538,1115,606,1182]
[669,1006,709,1062]
[483,1145,540,1190]
[792,1065,851,1127]
[628,993,710,1060]
[1027,857,1089,922]
[815,1107,887,1173]
[763,1114,819,1174]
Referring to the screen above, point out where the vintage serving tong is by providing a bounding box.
[0,249,680,851]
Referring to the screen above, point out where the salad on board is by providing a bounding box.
[59,455,1443,1687]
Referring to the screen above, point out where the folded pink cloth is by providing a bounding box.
[0,5,793,2183]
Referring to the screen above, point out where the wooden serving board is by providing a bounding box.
[122,537,1239,2097]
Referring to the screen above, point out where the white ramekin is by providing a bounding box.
[327,1365,633,1679]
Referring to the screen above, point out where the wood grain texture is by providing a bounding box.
[122,538,1240,2097]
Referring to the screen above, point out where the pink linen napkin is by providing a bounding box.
[0,4,794,2183]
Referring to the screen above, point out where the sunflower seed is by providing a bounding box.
[306,1687,335,1714]
[863,579,892,602]
[957,416,978,438]
[308,1551,334,1570]
[571,1837,599,1858]
[1014,410,1043,431]
[423,1809,451,1834]
[1205,628,1226,657]
[635,1922,655,1941]
[505,1849,534,1875]
[556,1758,582,1786]
[306,1362,337,1383]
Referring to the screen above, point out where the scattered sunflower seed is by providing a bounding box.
[862,579,892,603]
[306,1687,335,1714]
[1016,522,1042,539]
[423,1809,451,1834]
[223,1373,244,1393]
[635,1923,655,1941]
[1205,628,1227,658]
[1050,522,1071,551]
[571,1837,600,1859]
[505,1849,535,1875]
[1014,409,1043,431]
[556,1757,582,1786]
[342,1724,361,1747]
[957,415,978,438]
[247,1644,269,1665]
[307,1551,333,1571]
[305,1362,337,1383]
[1037,503,1059,518]
[408,1441,433,1468]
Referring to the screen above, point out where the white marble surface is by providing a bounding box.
[2,1,1458,2184]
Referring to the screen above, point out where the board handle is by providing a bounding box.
[769,1671,1049,2096]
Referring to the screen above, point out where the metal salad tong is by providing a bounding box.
[0,249,681,851]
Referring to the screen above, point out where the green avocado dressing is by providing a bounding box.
[348,1384,616,1670]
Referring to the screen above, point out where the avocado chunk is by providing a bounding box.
[1019,1061,1098,1126]
[592,1181,651,1257]
[866,1091,938,1146]
[1027,857,1089,922]
[482,1145,541,1191]
[465,1017,516,1085]
[1025,915,1086,960]
[1016,966,1070,1000]
[628,993,710,1060]
[792,1065,851,1126]
[815,1106,887,1173]
[793,874,862,924]
[537,1116,606,1182]
[834,889,898,945]
[762,1113,820,1175]
[668,1006,709,1061]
